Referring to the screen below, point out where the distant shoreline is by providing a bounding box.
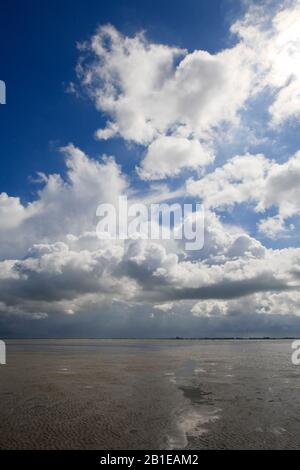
[2,337,298,341]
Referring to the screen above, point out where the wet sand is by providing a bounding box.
[0,339,299,449]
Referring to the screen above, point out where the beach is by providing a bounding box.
[0,339,299,450]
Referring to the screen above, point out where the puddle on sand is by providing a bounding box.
[166,360,221,449]
[167,405,221,449]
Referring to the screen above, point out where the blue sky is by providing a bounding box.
[1,0,300,338]
[0,0,242,200]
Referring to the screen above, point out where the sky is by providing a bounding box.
[1,0,300,338]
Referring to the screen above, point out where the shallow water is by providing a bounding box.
[0,339,299,449]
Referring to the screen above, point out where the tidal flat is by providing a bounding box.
[0,339,299,449]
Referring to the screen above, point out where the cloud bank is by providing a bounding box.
[1,1,300,337]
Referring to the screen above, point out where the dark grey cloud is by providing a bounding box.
[2,305,300,339]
